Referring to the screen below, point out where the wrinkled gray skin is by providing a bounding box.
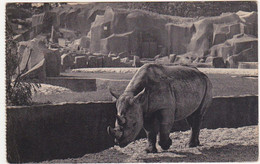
[108,64,213,153]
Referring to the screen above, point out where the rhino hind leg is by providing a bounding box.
[186,109,203,147]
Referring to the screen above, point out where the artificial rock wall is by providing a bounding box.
[89,7,257,67]
[17,36,61,80]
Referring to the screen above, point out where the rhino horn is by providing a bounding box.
[116,115,126,125]
[107,126,116,137]
[107,126,123,139]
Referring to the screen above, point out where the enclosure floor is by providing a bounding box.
[46,125,258,163]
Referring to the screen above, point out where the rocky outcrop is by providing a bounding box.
[74,56,87,68]
[88,7,257,68]
[166,23,195,55]
[209,34,257,68]
[237,11,257,36]
[31,12,58,36]
[59,28,78,41]
[17,36,61,80]
[205,56,226,68]
[30,4,106,39]
[17,4,257,69]
[132,56,141,67]
[61,54,74,71]
[45,49,61,76]
[20,59,46,81]
[89,7,194,58]
[100,33,131,54]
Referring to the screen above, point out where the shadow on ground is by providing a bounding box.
[141,144,258,162]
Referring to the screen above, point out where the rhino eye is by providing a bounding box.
[116,115,127,126]
[121,109,127,114]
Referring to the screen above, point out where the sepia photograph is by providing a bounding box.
[4,0,258,163]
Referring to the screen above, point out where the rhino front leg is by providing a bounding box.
[158,109,174,150]
[144,114,160,153]
[158,123,173,150]
[145,131,157,153]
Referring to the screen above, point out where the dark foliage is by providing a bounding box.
[6,18,40,106]
[126,1,257,17]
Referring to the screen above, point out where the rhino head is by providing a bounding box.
[107,88,147,147]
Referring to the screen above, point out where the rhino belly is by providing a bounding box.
[172,78,206,121]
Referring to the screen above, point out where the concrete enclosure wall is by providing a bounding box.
[7,96,258,162]
[7,102,117,163]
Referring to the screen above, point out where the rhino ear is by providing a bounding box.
[132,88,146,104]
[109,87,120,99]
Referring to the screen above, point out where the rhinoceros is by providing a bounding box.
[107,63,213,153]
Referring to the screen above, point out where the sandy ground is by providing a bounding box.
[46,125,258,163]
[32,84,73,96]
[72,67,258,76]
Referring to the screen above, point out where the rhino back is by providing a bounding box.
[146,65,208,121]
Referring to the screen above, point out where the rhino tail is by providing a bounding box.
[199,75,213,117]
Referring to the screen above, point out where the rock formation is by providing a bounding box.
[17,36,61,81]
[14,4,258,73]
[88,7,257,68]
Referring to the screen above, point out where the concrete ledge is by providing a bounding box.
[7,96,258,162]
[238,62,258,69]
[71,67,258,76]
[45,77,97,92]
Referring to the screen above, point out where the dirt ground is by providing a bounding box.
[46,125,258,163]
